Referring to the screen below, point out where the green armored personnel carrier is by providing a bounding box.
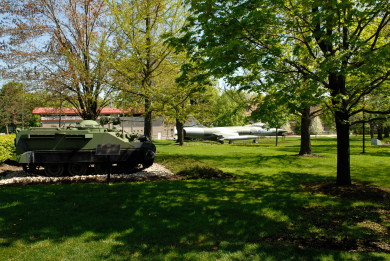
[15,120,156,176]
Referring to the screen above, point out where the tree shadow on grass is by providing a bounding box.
[273,144,338,155]
[360,149,390,157]
[0,171,388,260]
[166,153,302,169]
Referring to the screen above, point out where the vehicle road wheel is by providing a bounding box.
[44,164,65,177]
[142,159,154,169]
[23,164,39,174]
[94,163,111,174]
[117,160,140,174]
[142,150,155,169]
[67,163,88,176]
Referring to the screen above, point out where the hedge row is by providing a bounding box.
[0,134,16,164]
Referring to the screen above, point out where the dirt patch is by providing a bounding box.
[297,180,390,252]
[0,163,22,173]
[290,154,325,158]
[302,180,390,203]
[259,234,390,253]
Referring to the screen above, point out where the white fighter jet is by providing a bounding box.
[183,123,287,144]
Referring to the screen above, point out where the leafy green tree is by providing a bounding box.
[0,82,42,132]
[349,82,389,138]
[251,94,292,146]
[174,0,389,185]
[1,0,114,120]
[249,73,324,155]
[366,86,390,140]
[0,82,23,133]
[213,90,251,127]
[106,0,187,139]
[162,81,218,146]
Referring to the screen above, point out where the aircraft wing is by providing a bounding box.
[223,135,259,141]
[211,129,238,141]
[213,129,259,142]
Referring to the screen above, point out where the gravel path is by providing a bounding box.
[0,163,178,186]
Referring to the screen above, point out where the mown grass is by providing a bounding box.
[0,136,389,261]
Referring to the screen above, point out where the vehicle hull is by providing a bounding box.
[15,120,156,175]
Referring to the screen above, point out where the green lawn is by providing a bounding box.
[0,137,389,260]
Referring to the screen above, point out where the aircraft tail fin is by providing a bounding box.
[184,116,204,127]
[247,122,266,128]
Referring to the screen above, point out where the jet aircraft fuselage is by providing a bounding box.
[183,124,287,144]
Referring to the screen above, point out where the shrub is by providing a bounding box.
[177,165,233,180]
[156,155,234,180]
[0,134,16,163]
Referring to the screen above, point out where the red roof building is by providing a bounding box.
[33,107,175,140]
[32,107,124,115]
[33,107,131,127]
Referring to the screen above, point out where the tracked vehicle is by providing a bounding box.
[15,120,156,176]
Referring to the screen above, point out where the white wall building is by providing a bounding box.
[33,107,175,140]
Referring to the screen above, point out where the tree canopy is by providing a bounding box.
[212,90,252,127]
[173,0,390,185]
[105,0,188,138]
[1,0,115,120]
[0,82,42,132]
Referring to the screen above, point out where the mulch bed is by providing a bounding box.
[302,180,390,203]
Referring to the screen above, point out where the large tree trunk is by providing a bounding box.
[143,5,153,140]
[330,73,351,186]
[369,122,375,139]
[144,98,153,139]
[299,106,312,155]
[334,110,351,186]
[81,109,99,120]
[384,126,389,138]
[144,111,152,139]
[176,119,184,146]
[377,122,383,140]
